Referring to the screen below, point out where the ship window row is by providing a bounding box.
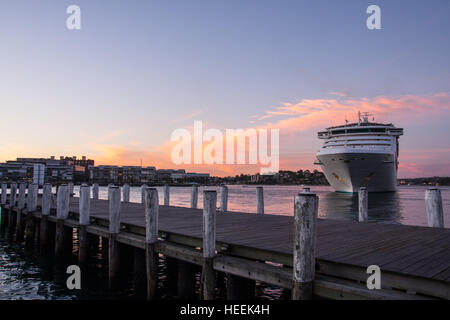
[325,138,391,144]
[331,128,388,134]
[323,143,391,148]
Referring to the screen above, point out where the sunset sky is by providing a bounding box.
[1,0,449,177]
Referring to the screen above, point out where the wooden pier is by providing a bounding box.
[0,184,449,300]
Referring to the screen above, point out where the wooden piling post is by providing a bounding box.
[68,182,74,197]
[164,185,170,206]
[92,183,99,200]
[15,183,27,242]
[108,186,121,289]
[358,187,368,223]
[190,185,198,209]
[202,190,217,300]
[144,187,159,299]
[122,184,130,203]
[79,184,91,268]
[141,184,148,204]
[425,188,444,228]
[9,183,17,207]
[256,186,264,215]
[25,183,38,247]
[1,183,6,205]
[39,183,53,256]
[292,192,318,300]
[220,185,228,212]
[55,184,71,261]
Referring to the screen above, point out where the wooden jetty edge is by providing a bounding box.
[0,184,449,300]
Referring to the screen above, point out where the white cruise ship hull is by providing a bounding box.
[317,152,398,193]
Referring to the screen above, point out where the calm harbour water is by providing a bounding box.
[0,185,448,300]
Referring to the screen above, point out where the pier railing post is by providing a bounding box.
[425,188,444,228]
[16,183,27,242]
[256,186,264,215]
[68,182,74,197]
[140,184,148,204]
[122,184,130,203]
[220,186,228,212]
[55,184,71,262]
[164,185,170,206]
[108,186,121,289]
[292,192,318,300]
[190,185,198,209]
[79,184,91,268]
[25,183,38,247]
[358,187,368,223]
[6,183,18,235]
[144,187,159,299]
[202,190,217,300]
[40,183,53,255]
[92,183,99,200]
[1,183,6,205]
[9,183,17,207]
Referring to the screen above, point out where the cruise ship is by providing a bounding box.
[315,112,403,193]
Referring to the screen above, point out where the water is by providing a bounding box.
[1,185,448,300]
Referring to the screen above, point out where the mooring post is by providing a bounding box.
[292,192,318,300]
[140,184,148,204]
[39,183,53,256]
[164,185,170,206]
[202,190,217,300]
[425,188,444,228]
[122,184,130,203]
[79,184,91,268]
[55,184,71,261]
[15,183,27,242]
[256,186,264,215]
[92,183,99,200]
[190,185,198,209]
[9,182,17,207]
[1,182,6,205]
[144,187,159,299]
[68,182,74,197]
[220,185,228,212]
[7,183,18,234]
[358,187,368,223]
[108,186,121,289]
[25,183,38,247]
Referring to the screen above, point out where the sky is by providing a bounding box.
[0,0,449,178]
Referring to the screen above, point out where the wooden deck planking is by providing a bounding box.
[38,196,450,283]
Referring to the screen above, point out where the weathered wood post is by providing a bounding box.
[7,183,18,234]
[122,184,130,203]
[256,186,264,215]
[202,190,217,300]
[190,185,198,209]
[25,183,38,247]
[292,192,318,300]
[92,183,99,200]
[9,183,17,207]
[55,184,71,261]
[144,187,159,299]
[1,182,7,205]
[40,183,53,256]
[425,188,444,228]
[16,183,27,242]
[220,185,228,212]
[108,186,121,289]
[0,182,8,233]
[79,184,91,268]
[358,187,368,223]
[68,182,74,197]
[164,185,170,206]
[140,184,148,204]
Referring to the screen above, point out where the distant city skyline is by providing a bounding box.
[1,1,449,178]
